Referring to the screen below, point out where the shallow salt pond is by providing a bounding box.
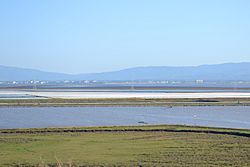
[0,106,250,129]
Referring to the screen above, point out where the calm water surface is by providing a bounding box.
[0,106,249,129]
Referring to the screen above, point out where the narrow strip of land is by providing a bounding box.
[2,90,250,99]
[1,125,250,137]
[1,97,250,106]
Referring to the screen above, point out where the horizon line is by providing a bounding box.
[0,61,249,75]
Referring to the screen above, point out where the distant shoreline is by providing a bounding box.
[1,85,250,90]
[1,87,250,106]
[1,97,250,107]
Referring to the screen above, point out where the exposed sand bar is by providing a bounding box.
[2,90,250,99]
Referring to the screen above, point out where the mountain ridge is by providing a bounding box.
[1,62,250,81]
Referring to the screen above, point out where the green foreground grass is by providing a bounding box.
[0,125,250,166]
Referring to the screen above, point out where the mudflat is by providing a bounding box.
[2,89,250,99]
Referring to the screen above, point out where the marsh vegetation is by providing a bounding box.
[0,125,249,166]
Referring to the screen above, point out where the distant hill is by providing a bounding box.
[1,62,250,81]
[0,65,71,81]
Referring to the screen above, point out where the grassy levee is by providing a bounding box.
[0,125,250,166]
[1,98,250,106]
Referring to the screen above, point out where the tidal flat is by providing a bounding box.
[2,88,250,99]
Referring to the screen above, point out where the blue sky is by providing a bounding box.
[0,0,249,74]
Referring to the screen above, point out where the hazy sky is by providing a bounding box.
[0,0,249,74]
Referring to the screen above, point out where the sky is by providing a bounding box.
[0,0,249,74]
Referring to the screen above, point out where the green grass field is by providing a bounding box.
[0,125,249,166]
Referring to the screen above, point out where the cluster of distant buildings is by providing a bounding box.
[0,80,97,85]
[1,80,250,88]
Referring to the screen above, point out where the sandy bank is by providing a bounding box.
[1,90,250,99]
